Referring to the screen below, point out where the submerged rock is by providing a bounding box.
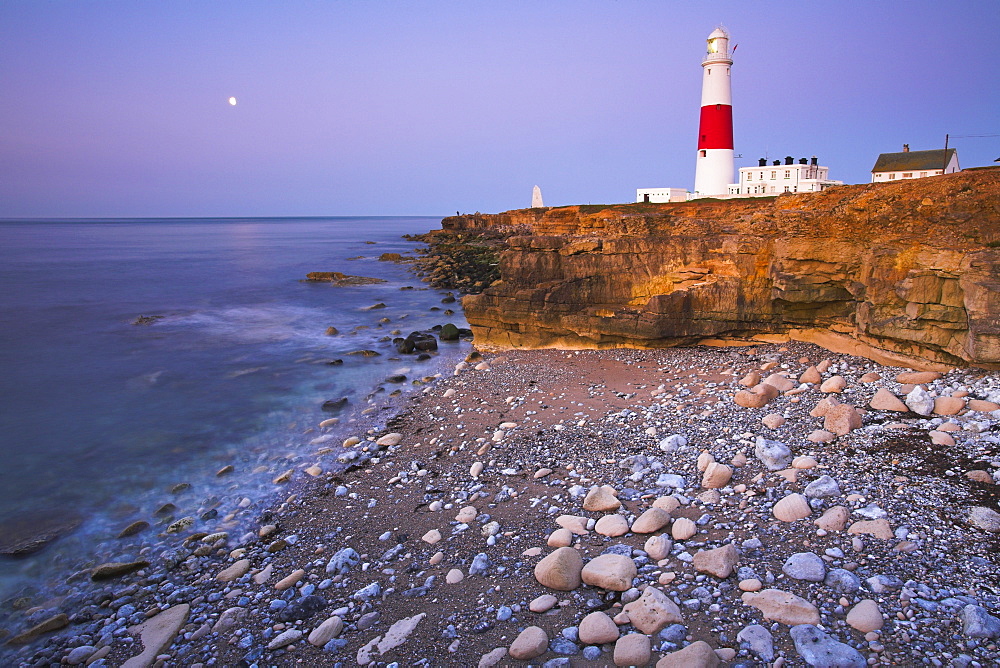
[91,560,149,581]
[303,272,386,285]
[321,397,349,412]
[0,510,83,557]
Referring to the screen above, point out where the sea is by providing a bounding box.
[0,216,469,606]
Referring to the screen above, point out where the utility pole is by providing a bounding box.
[943,134,949,174]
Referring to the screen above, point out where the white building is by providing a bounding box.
[729,156,843,196]
[635,188,689,203]
[871,145,959,182]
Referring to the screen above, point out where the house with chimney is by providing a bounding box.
[871,144,960,182]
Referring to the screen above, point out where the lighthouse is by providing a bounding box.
[693,26,735,197]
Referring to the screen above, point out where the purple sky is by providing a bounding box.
[2,1,997,217]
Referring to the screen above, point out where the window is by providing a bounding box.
[770,171,776,179]
[902,172,913,178]
[784,186,790,192]
[889,174,895,180]
[699,150,706,157]
[920,172,927,177]
[784,170,791,179]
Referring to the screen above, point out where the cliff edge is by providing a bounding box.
[450,168,1000,370]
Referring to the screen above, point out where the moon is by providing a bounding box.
[228,97,237,106]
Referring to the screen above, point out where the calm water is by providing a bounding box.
[0,216,466,602]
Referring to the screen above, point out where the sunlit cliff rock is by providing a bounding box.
[447,168,1000,370]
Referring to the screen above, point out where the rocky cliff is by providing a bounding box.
[449,168,1000,370]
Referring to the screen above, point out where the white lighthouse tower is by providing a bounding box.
[693,26,735,197]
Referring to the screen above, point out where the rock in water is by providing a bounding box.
[117,520,150,538]
[304,271,386,285]
[91,560,150,581]
[6,613,70,645]
[0,510,83,557]
[790,624,866,667]
[321,397,349,412]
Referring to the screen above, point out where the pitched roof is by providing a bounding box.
[871,148,957,173]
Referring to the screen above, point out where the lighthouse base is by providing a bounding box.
[693,148,735,198]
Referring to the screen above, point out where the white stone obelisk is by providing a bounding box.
[531,185,544,208]
[693,27,735,197]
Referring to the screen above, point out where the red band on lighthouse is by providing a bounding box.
[697,104,733,150]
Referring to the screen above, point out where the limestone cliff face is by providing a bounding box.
[452,169,1000,369]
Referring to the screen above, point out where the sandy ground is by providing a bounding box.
[194,344,999,667]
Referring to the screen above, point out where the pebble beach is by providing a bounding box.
[4,339,1000,667]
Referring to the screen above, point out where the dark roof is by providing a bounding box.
[871,148,957,173]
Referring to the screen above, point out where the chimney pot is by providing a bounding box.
[758,158,767,166]
[784,156,794,165]
[903,144,910,152]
